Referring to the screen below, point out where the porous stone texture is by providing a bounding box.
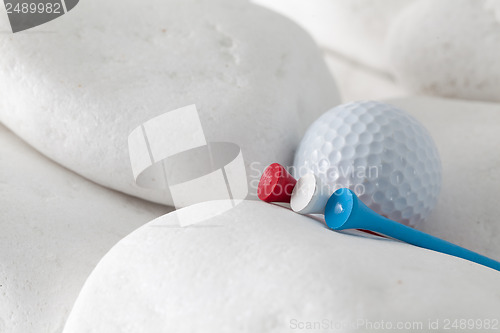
[63,200,500,333]
[387,97,500,260]
[0,124,171,333]
[0,0,339,207]
[388,0,500,102]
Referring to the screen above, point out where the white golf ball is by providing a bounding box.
[294,101,442,226]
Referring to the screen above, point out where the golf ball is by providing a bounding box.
[294,101,441,226]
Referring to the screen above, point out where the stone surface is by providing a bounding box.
[253,0,416,72]
[323,53,407,101]
[388,0,500,103]
[386,97,500,260]
[0,0,339,207]
[0,124,171,333]
[64,200,500,333]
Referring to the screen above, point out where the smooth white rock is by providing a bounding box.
[0,124,171,333]
[64,200,500,333]
[388,0,500,103]
[324,53,408,102]
[252,0,416,72]
[386,97,500,260]
[0,0,339,206]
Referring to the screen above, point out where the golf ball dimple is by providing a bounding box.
[294,101,442,227]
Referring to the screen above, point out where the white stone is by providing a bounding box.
[252,0,416,72]
[386,97,500,259]
[64,200,500,333]
[0,0,339,207]
[387,0,500,103]
[323,53,408,101]
[0,124,171,333]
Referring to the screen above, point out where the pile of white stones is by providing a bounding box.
[1,0,500,332]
